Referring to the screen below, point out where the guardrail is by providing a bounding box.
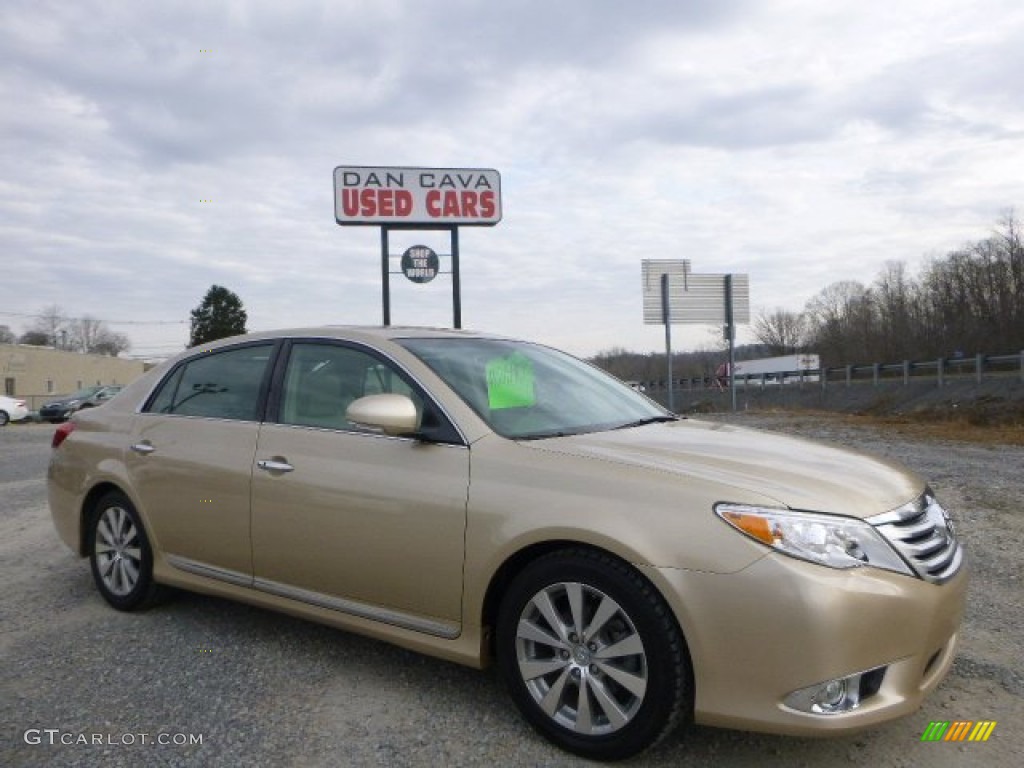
[638,351,1024,392]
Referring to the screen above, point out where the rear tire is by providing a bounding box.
[496,548,691,761]
[87,491,164,611]
[0,411,9,426]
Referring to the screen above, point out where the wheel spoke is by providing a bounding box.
[596,661,648,698]
[588,674,630,730]
[98,554,116,580]
[518,617,566,650]
[566,582,585,636]
[596,633,644,660]
[112,559,126,593]
[539,667,572,717]
[583,595,618,640]
[113,507,126,540]
[97,517,116,548]
[575,674,594,733]
[532,589,571,643]
[520,658,568,681]
[121,556,139,584]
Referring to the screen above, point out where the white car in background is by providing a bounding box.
[0,395,29,426]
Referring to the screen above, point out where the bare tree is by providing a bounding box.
[27,305,70,349]
[804,281,873,364]
[0,325,15,344]
[70,315,131,356]
[752,308,806,354]
[70,315,105,353]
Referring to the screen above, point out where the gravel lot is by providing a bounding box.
[2,415,1021,767]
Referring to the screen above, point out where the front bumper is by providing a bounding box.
[646,551,968,735]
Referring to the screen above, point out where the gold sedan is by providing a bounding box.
[48,327,967,760]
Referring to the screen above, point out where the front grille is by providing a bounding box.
[867,490,964,584]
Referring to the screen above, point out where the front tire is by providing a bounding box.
[87,491,163,611]
[0,410,9,426]
[496,548,691,761]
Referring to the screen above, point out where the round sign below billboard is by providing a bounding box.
[401,245,440,283]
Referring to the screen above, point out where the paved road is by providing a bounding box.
[2,418,1020,767]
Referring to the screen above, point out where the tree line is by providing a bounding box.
[0,306,131,356]
[593,211,1023,381]
[756,211,1023,365]
[0,284,249,356]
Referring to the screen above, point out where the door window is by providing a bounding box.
[146,344,274,421]
[278,343,423,432]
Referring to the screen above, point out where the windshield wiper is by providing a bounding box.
[614,415,679,430]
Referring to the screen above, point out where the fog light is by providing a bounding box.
[784,666,886,715]
[814,678,853,713]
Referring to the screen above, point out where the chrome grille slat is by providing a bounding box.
[931,546,964,580]
[901,535,948,559]
[886,519,936,539]
[867,490,963,585]
[919,544,957,572]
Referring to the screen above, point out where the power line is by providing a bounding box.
[0,311,186,325]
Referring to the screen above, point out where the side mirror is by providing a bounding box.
[345,394,419,436]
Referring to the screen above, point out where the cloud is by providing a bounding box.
[1,0,1022,359]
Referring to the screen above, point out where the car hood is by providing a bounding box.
[525,419,922,519]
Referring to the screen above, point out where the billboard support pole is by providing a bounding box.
[725,274,736,412]
[451,226,462,329]
[662,273,675,412]
[381,226,391,326]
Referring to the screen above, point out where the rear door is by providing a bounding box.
[127,342,275,581]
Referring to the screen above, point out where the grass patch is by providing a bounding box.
[756,407,1024,446]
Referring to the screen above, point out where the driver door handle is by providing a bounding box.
[257,459,294,473]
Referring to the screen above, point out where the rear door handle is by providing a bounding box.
[257,459,294,473]
[130,442,155,455]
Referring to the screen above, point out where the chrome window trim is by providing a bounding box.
[134,335,470,445]
[264,420,470,450]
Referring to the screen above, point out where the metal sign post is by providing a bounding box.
[662,273,674,412]
[380,226,463,328]
[725,274,737,412]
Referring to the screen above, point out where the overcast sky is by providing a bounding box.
[2,0,1022,359]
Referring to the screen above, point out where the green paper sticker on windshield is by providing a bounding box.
[486,353,536,409]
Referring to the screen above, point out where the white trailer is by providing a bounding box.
[732,354,820,384]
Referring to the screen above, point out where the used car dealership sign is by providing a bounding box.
[334,165,502,226]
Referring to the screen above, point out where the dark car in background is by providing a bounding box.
[39,385,122,423]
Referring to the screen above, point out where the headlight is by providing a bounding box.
[715,503,913,576]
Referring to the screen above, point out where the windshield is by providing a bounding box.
[399,337,673,439]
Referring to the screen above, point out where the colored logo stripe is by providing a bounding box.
[921,720,996,742]
[968,721,997,742]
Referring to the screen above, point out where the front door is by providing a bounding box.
[250,341,469,634]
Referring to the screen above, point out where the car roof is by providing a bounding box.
[198,326,513,348]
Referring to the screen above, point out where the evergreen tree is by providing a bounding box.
[189,285,248,347]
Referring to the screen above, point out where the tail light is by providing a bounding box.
[52,422,76,449]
